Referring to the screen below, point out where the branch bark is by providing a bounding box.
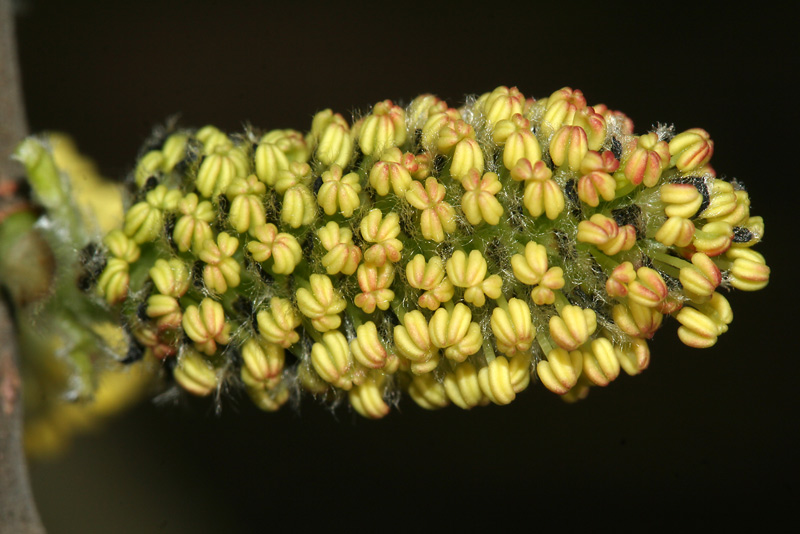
[0,0,46,532]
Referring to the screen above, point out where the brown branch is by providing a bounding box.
[0,0,46,532]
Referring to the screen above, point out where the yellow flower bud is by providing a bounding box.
[479,353,531,404]
[623,133,670,187]
[261,129,309,163]
[182,298,231,355]
[124,185,182,244]
[479,86,525,125]
[679,252,722,299]
[247,223,302,275]
[354,263,395,314]
[612,301,662,339]
[582,338,620,387]
[296,274,347,332]
[443,361,487,409]
[576,214,636,256]
[149,258,190,298]
[317,222,361,276]
[358,100,406,156]
[408,373,449,410]
[96,258,129,304]
[318,165,362,217]
[135,150,164,188]
[405,178,456,242]
[627,267,668,308]
[104,229,140,263]
[311,330,354,390]
[199,232,240,294]
[350,321,392,370]
[420,109,460,152]
[605,261,636,298]
[655,216,695,247]
[675,292,732,348]
[196,145,248,198]
[316,121,353,168]
[449,138,484,180]
[428,303,482,362]
[491,298,535,356]
[240,338,284,387]
[281,184,316,228]
[693,221,732,257]
[146,294,182,329]
[226,174,267,233]
[274,161,312,195]
[393,310,437,368]
[360,209,403,265]
[617,338,650,376]
[549,305,597,351]
[461,170,503,225]
[246,383,290,412]
[572,107,607,151]
[173,193,215,253]
[257,297,301,348]
[445,250,502,307]
[254,141,290,186]
[661,182,703,219]
[669,128,714,171]
[369,152,413,197]
[174,348,218,397]
[549,125,588,172]
[493,113,542,170]
[537,348,582,395]
[349,375,390,419]
[726,248,769,291]
[541,87,587,131]
[161,132,189,173]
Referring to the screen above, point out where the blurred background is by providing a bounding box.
[14,1,796,531]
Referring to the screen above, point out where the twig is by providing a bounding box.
[0,0,47,532]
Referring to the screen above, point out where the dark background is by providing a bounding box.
[15,1,797,531]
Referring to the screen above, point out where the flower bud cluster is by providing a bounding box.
[88,86,768,417]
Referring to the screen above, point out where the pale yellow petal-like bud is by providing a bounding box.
[311,331,354,390]
[418,279,455,311]
[582,338,620,387]
[281,184,316,228]
[675,292,732,348]
[669,128,714,171]
[317,222,361,276]
[437,119,475,154]
[360,209,403,265]
[428,303,482,362]
[511,241,549,285]
[196,145,248,198]
[727,248,770,291]
[124,185,182,243]
[661,182,703,219]
[97,258,129,304]
[369,158,412,198]
[174,348,218,397]
[160,132,188,172]
[627,267,668,308]
[461,170,503,225]
[257,297,301,348]
[612,301,663,339]
[491,298,535,356]
[354,263,396,314]
[624,133,670,187]
[247,224,302,275]
[261,129,309,163]
[314,121,352,169]
[693,221,733,257]
[310,109,348,145]
[617,338,651,376]
[680,252,722,298]
[358,100,406,156]
[549,125,588,172]
[240,338,284,386]
[700,180,737,220]
[349,375,390,419]
[577,170,616,206]
[605,261,636,298]
[446,250,501,306]
[408,373,449,410]
[523,178,565,220]
[149,258,190,298]
[541,87,587,131]
[296,274,347,332]
[104,229,140,263]
[296,359,330,394]
[405,254,445,290]
[197,126,230,151]
[274,161,312,194]
[146,294,182,330]
[537,348,582,395]
[246,383,290,412]
[576,214,637,256]
[318,165,362,216]
[655,216,695,247]
[407,94,446,129]
[449,138,484,180]
[135,150,164,188]
[549,305,597,351]
[493,114,542,170]
[480,86,525,125]
[479,354,530,405]
[393,310,437,366]
[572,107,607,151]
[350,321,391,369]
[710,189,750,226]
[420,109,460,152]
[199,233,241,293]
[174,193,215,253]
[226,175,267,233]
[443,361,487,409]
[182,298,231,355]
[254,141,290,186]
